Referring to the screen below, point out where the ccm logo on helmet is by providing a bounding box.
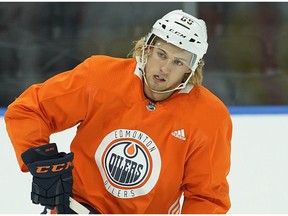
[36,161,73,173]
[168,29,186,38]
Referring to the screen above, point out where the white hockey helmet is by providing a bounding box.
[146,10,208,71]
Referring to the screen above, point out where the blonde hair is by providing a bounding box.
[129,36,205,85]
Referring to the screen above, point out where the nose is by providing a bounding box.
[159,59,173,74]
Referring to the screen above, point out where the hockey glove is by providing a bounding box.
[21,143,74,214]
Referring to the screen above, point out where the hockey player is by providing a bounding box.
[4,10,232,213]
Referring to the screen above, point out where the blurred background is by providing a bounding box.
[1,2,288,108]
[1,2,288,214]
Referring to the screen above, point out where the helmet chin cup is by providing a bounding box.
[146,10,208,72]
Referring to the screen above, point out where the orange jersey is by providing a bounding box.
[5,56,232,213]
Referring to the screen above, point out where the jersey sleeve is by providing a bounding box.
[181,115,232,213]
[4,57,94,172]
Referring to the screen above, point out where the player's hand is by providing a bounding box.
[21,143,74,213]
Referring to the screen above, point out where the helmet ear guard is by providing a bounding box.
[145,10,208,72]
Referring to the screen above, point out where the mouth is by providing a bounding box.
[153,75,166,83]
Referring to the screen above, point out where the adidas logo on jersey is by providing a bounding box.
[171,129,186,141]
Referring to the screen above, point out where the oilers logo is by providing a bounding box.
[105,141,149,187]
[95,129,161,199]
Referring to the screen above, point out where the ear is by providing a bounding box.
[146,46,153,56]
[186,68,192,74]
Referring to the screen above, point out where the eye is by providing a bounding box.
[174,59,184,66]
[157,50,167,60]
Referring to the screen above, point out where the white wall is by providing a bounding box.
[1,114,288,213]
[228,114,288,213]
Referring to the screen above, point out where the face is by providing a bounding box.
[144,39,193,101]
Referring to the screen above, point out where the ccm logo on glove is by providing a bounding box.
[36,161,73,173]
